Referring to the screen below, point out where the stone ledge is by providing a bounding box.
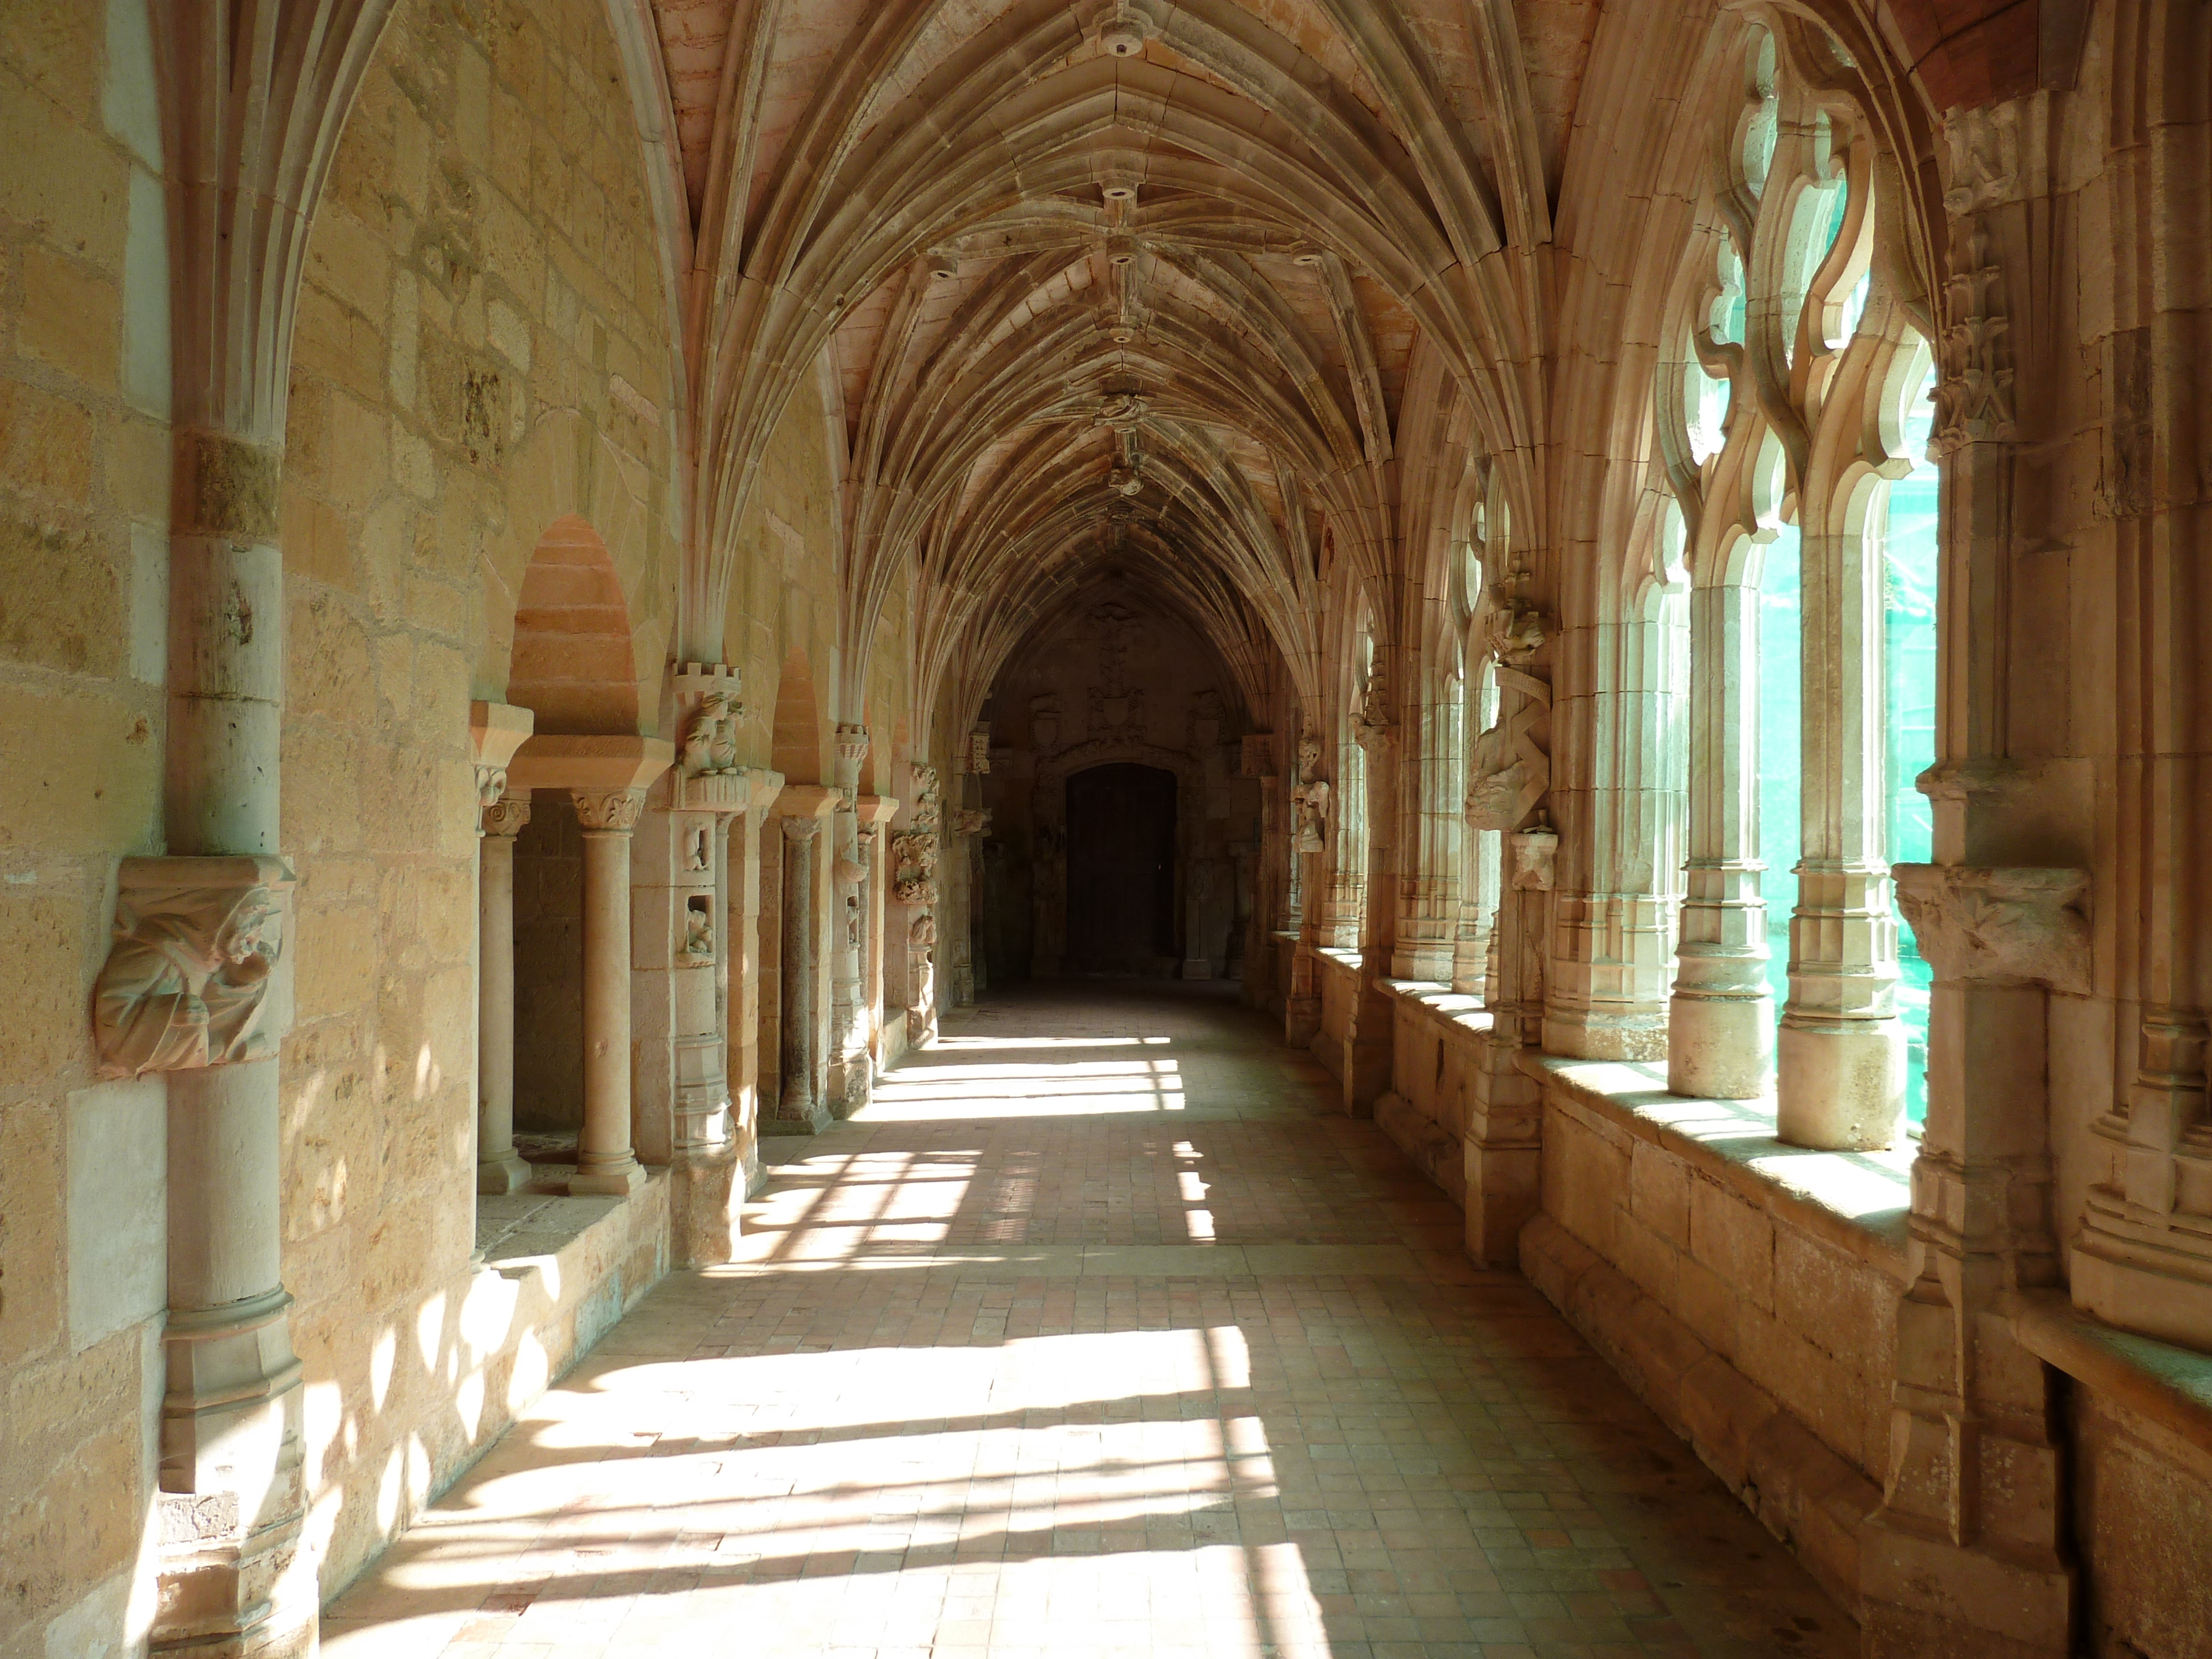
[1522,1212,1879,1619]
[2009,1288,2212,1462]
[1523,1052,1912,1282]
[1378,975,1495,1037]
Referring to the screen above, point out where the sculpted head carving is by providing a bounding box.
[93,857,294,1079]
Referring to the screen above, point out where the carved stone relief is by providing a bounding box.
[1891,864,2090,994]
[680,688,746,776]
[892,830,939,905]
[1290,732,1332,853]
[93,857,295,1079]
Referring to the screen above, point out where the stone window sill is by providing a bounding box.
[1521,1052,1914,1280]
[1378,976,1494,1038]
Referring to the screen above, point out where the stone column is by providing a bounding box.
[1285,716,1328,1047]
[779,816,825,1126]
[471,702,535,1196]
[829,726,871,1111]
[1670,574,1775,1097]
[570,787,648,1196]
[1780,494,1906,1145]
[130,10,398,1646]
[1347,703,1399,1112]
[1543,593,1683,1062]
[1392,676,1459,981]
[722,767,784,1191]
[1862,863,2086,1658]
[476,792,531,1194]
[768,784,838,1132]
[854,794,899,1067]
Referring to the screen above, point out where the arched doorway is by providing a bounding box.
[1065,763,1177,975]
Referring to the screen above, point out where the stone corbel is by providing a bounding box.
[507,733,675,801]
[950,807,992,838]
[469,701,535,818]
[94,856,296,1078]
[771,782,841,824]
[1509,823,1559,891]
[1891,864,2090,994]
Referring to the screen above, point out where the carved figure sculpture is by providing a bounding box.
[1290,733,1331,853]
[680,689,745,776]
[909,764,942,833]
[1468,667,1553,832]
[684,904,714,961]
[94,870,289,1078]
[892,829,939,905]
[910,912,937,955]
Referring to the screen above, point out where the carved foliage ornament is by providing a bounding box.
[94,856,294,1079]
[909,764,942,833]
[481,794,531,838]
[892,829,939,905]
[1891,864,2090,994]
[573,788,647,833]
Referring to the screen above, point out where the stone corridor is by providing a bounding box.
[322,984,1850,1659]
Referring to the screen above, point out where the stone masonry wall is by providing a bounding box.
[0,3,176,1650]
[275,0,681,1597]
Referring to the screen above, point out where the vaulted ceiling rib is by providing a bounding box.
[650,0,1594,709]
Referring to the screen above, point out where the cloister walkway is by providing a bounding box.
[324,982,1851,1658]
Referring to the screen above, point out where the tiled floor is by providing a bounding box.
[324,982,1853,1658]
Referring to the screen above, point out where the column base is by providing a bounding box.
[567,1155,646,1196]
[1666,990,1775,1099]
[477,1150,532,1194]
[1777,1015,1904,1150]
[1861,1521,2073,1658]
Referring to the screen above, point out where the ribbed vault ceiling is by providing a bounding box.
[648,0,1603,713]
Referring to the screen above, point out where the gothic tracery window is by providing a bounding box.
[1657,18,1935,1142]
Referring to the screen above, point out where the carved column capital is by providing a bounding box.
[1892,864,2089,993]
[780,814,825,844]
[481,792,532,839]
[834,723,871,768]
[571,787,648,835]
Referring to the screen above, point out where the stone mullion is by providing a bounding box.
[1778,507,1903,1149]
[1671,577,1774,1097]
[1392,685,1460,981]
[1544,606,1682,1062]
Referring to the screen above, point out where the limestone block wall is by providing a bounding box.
[273,0,685,1600]
[0,3,182,1650]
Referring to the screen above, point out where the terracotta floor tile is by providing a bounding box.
[327,983,1856,1658]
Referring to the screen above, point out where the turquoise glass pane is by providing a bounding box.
[1886,386,1940,1125]
[1756,525,1802,1016]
